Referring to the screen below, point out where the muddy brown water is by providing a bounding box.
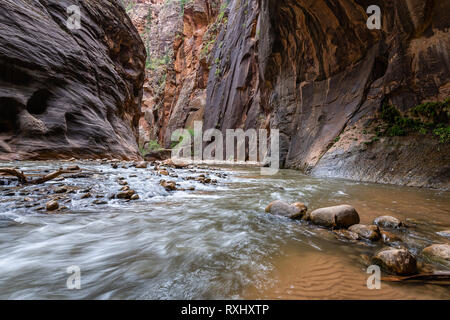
[0,161,449,299]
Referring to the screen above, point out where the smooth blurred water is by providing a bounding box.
[0,161,449,299]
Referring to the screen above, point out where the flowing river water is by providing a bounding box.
[0,160,449,299]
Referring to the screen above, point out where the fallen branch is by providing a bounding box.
[382,272,450,285]
[31,169,74,184]
[0,168,28,183]
[0,167,80,185]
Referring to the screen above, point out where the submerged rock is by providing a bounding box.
[372,248,417,275]
[334,229,360,241]
[422,244,450,267]
[348,224,381,241]
[309,205,359,228]
[373,216,404,229]
[380,231,402,244]
[265,201,307,220]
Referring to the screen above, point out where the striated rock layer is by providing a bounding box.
[204,0,450,189]
[0,0,146,160]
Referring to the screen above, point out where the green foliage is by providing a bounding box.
[140,140,163,156]
[410,98,449,124]
[433,125,450,144]
[375,100,449,143]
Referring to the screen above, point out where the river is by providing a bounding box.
[0,161,449,299]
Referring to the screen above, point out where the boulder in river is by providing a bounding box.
[372,248,417,275]
[374,216,405,229]
[160,180,177,191]
[308,205,359,228]
[422,244,450,267]
[348,224,381,241]
[116,190,136,200]
[265,201,307,220]
[46,200,59,212]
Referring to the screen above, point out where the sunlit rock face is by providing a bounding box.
[204,0,450,188]
[0,0,146,160]
[128,0,221,149]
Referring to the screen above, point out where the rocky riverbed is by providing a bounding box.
[0,161,449,299]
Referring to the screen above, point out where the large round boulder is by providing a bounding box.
[372,248,417,275]
[348,224,381,241]
[265,200,307,220]
[373,216,404,229]
[309,205,359,229]
[422,244,450,267]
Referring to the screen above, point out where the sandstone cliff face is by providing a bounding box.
[0,0,146,160]
[129,0,220,149]
[204,0,450,189]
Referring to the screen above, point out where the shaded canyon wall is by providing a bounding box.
[203,0,450,188]
[0,0,146,160]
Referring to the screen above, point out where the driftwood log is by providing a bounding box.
[0,167,80,185]
[382,272,450,285]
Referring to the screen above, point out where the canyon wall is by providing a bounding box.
[128,0,221,149]
[0,0,146,160]
[204,0,450,188]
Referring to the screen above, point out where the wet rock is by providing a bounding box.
[80,193,91,199]
[46,200,59,212]
[135,161,148,169]
[163,159,189,168]
[159,169,169,176]
[66,165,80,171]
[380,231,402,244]
[54,186,68,194]
[265,200,307,220]
[120,186,130,191]
[130,194,140,200]
[374,216,405,229]
[116,190,136,200]
[422,244,450,267]
[93,200,108,205]
[160,180,177,191]
[118,180,128,186]
[111,163,119,169]
[309,205,360,229]
[437,230,450,238]
[348,224,381,241]
[372,248,417,275]
[334,229,360,240]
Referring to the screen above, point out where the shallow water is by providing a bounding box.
[0,161,449,299]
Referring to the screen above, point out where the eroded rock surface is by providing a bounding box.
[203,0,450,189]
[0,0,146,160]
